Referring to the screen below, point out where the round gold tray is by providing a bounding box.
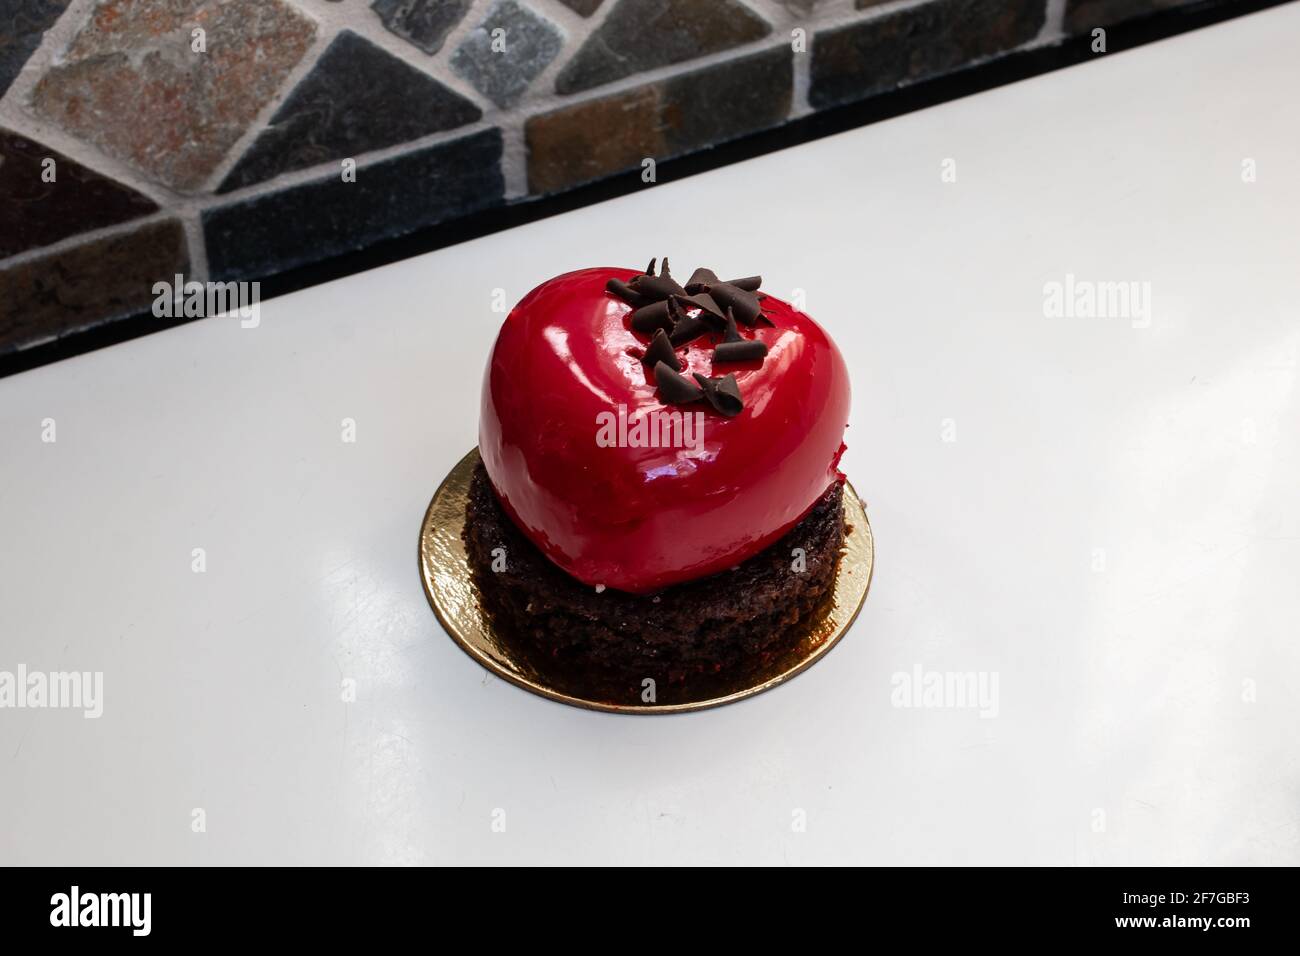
[418,448,873,714]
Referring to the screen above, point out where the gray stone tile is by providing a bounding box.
[452,1,563,108]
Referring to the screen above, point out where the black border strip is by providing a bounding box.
[0,865,1283,936]
[0,0,1291,380]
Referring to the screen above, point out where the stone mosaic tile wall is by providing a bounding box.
[0,0,1216,355]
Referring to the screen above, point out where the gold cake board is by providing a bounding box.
[419,448,873,714]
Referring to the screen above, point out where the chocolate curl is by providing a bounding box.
[655,361,704,405]
[713,339,768,364]
[726,275,762,292]
[645,257,657,276]
[716,308,767,364]
[672,291,725,323]
[669,313,708,346]
[641,328,680,370]
[630,299,674,334]
[685,267,720,294]
[630,272,687,301]
[722,308,742,343]
[708,282,762,326]
[661,257,672,278]
[606,278,652,307]
[666,297,707,346]
[692,373,744,417]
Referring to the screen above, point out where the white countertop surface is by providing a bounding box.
[3,5,1298,866]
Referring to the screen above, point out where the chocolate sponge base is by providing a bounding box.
[462,462,845,691]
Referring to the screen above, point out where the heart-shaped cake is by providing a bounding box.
[477,261,851,594]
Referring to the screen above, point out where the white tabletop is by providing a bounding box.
[3,5,1298,866]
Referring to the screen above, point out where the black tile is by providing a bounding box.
[526,47,791,194]
[0,129,159,258]
[205,129,504,282]
[371,0,472,54]
[662,46,792,153]
[810,0,1046,110]
[219,31,482,193]
[1065,0,1195,32]
[556,0,604,14]
[0,0,68,96]
[555,0,770,95]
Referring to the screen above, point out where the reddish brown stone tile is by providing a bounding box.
[0,219,188,353]
[527,87,663,194]
[31,0,316,192]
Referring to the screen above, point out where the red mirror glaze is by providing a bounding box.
[479,267,851,594]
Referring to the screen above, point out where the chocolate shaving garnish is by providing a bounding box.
[714,339,768,364]
[708,282,762,326]
[641,328,680,370]
[692,372,743,417]
[669,312,708,346]
[630,272,687,301]
[655,361,704,405]
[630,299,674,334]
[722,308,742,343]
[672,292,725,322]
[621,260,775,415]
[665,297,705,346]
[685,267,719,294]
[607,277,652,307]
